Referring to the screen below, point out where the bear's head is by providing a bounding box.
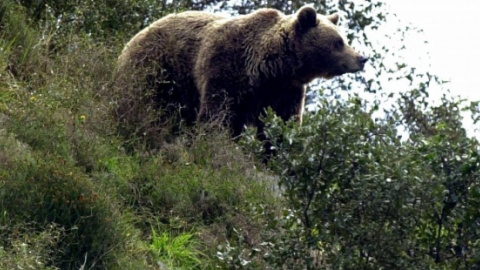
[292,6,367,81]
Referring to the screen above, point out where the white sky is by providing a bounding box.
[387,1,480,136]
[388,1,480,101]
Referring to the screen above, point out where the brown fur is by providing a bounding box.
[117,11,225,126]
[117,6,367,137]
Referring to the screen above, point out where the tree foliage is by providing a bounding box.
[235,92,480,269]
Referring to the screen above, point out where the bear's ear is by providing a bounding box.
[297,6,317,29]
[327,13,340,25]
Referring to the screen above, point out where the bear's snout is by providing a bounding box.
[359,55,368,65]
[358,55,368,69]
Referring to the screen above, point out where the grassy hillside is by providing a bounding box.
[0,2,279,269]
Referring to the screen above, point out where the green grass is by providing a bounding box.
[0,223,62,270]
[150,228,205,269]
[0,1,280,268]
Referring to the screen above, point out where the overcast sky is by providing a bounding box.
[388,1,480,101]
[385,1,480,136]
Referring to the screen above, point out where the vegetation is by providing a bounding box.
[1,0,479,269]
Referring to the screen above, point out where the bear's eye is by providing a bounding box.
[334,39,344,50]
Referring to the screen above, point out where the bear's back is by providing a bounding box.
[118,11,226,72]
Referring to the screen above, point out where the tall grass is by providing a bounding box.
[0,1,280,268]
[150,228,205,269]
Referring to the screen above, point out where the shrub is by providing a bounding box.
[228,94,480,269]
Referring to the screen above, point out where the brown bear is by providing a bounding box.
[117,5,367,138]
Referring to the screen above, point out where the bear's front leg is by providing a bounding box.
[262,83,306,125]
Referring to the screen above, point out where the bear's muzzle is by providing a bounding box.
[357,55,368,70]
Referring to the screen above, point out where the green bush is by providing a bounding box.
[227,94,480,269]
